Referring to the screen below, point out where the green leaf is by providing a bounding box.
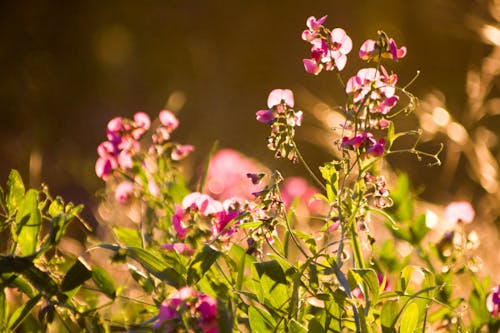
[112,226,143,248]
[216,298,233,333]
[128,264,155,294]
[290,319,308,333]
[6,170,25,216]
[7,293,41,330]
[0,256,59,296]
[15,189,41,255]
[48,197,64,218]
[92,266,116,299]
[237,221,264,229]
[308,318,323,333]
[188,244,221,284]
[97,244,185,287]
[248,307,274,332]
[399,301,419,333]
[410,214,428,243]
[0,289,7,329]
[319,162,338,201]
[254,260,287,284]
[381,300,398,333]
[349,268,380,302]
[61,257,93,292]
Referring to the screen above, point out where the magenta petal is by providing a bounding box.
[303,59,321,75]
[256,109,275,124]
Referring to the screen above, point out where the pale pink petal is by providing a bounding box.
[445,201,475,224]
[133,112,151,130]
[159,110,179,132]
[115,181,134,204]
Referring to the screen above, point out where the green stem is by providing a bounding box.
[293,144,326,192]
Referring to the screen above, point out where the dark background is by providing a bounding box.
[0,1,498,226]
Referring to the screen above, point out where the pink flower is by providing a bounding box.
[267,89,295,109]
[303,58,321,75]
[182,192,223,215]
[280,177,326,216]
[486,284,500,317]
[330,28,352,70]
[159,110,179,132]
[388,38,407,61]
[205,149,267,200]
[107,117,123,136]
[197,295,219,333]
[306,15,327,30]
[172,205,188,239]
[133,112,151,130]
[95,156,117,180]
[161,243,194,256]
[366,138,386,157]
[117,150,134,169]
[359,39,377,61]
[256,109,275,124]
[171,144,194,161]
[444,201,475,224]
[114,181,134,204]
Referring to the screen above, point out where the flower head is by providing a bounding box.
[444,201,475,225]
[487,284,500,317]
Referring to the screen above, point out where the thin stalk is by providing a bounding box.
[293,143,326,192]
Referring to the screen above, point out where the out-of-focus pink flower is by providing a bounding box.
[205,149,267,201]
[182,192,223,215]
[172,205,188,239]
[280,177,326,216]
[267,89,295,109]
[486,284,500,317]
[159,110,179,132]
[358,33,407,62]
[171,144,194,161]
[155,287,218,333]
[161,243,194,256]
[114,181,134,204]
[95,156,117,180]
[117,150,134,169]
[256,109,275,124]
[445,201,475,224]
[133,112,151,130]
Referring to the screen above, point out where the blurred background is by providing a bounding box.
[0,0,499,231]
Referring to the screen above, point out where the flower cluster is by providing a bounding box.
[301,15,352,74]
[345,67,399,116]
[364,172,391,208]
[95,110,194,204]
[169,192,249,250]
[341,131,386,158]
[256,89,303,162]
[155,287,218,333]
[359,30,407,62]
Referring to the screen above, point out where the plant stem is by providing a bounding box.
[293,143,326,192]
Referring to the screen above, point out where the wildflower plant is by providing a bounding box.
[0,12,498,333]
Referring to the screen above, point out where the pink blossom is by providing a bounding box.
[444,201,475,224]
[267,89,295,109]
[388,38,407,61]
[197,295,219,333]
[159,110,179,132]
[95,156,117,180]
[205,149,266,200]
[182,192,223,215]
[171,144,194,161]
[486,284,500,317]
[303,58,321,75]
[97,141,116,157]
[306,15,327,30]
[133,112,151,130]
[107,117,123,135]
[161,243,194,256]
[366,138,386,157]
[256,109,275,124]
[172,205,188,239]
[359,39,377,61]
[114,181,134,204]
[280,177,326,216]
[117,150,134,169]
[152,127,171,144]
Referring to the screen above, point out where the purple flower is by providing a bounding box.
[487,284,500,317]
[306,15,327,30]
[256,109,275,124]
